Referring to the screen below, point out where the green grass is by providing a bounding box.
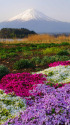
[57,50,70,55]
[13,59,35,70]
[42,47,62,55]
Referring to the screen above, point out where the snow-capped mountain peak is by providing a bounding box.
[8,8,54,22]
[1,8,69,33]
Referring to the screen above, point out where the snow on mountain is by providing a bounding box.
[0,8,70,33]
[8,8,56,22]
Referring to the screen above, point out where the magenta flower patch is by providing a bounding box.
[0,72,47,97]
[48,60,70,67]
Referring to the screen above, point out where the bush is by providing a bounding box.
[40,56,49,66]
[0,54,8,59]
[58,55,70,61]
[40,56,58,66]
[57,50,69,55]
[42,47,61,55]
[0,65,9,79]
[16,46,22,52]
[13,59,35,70]
[7,48,16,53]
[30,57,41,65]
[8,52,18,57]
[22,51,33,57]
[40,55,70,66]
[61,42,69,45]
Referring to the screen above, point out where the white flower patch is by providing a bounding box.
[34,65,70,84]
[0,89,26,124]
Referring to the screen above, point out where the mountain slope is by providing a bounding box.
[0,8,70,33]
[8,8,56,22]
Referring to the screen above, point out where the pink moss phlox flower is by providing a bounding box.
[0,72,47,97]
[48,60,70,67]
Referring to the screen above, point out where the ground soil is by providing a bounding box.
[0,44,70,74]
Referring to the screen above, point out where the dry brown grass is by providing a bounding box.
[28,34,55,43]
[28,34,70,44]
[0,38,28,44]
[0,34,70,44]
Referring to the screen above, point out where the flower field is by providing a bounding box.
[0,60,70,125]
[0,89,26,124]
[35,61,70,84]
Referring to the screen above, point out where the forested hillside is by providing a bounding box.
[0,28,36,38]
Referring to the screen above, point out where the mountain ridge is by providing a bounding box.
[8,8,57,22]
[0,8,70,33]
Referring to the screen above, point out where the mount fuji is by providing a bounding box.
[0,8,70,33]
[8,8,55,22]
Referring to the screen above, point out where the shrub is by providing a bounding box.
[61,42,70,45]
[57,50,69,55]
[0,54,7,59]
[49,55,70,62]
[22,46,30,51]
[8,52,18,57]
[7,48,16,53]
[0,65,9,79]
[58,55,70,61]
[35,68,42,71]
[30,57,41,65]
[40,56,59,66]
[13,59,35,69]
[22,51,33,57]
[40,55,70,66]
[16,46,22,52]
[40,56,49,66]
[42,47,61,55]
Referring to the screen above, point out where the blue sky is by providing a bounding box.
[0,0,70,22]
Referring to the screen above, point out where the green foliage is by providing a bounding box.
[0,48,7,53]
[30,57,41,65]
[48,71,54,76]
[13,59,35,70]
[52,108,55,114]
[40,56,49,66]
[40,56,56,66]
[0,51,18,59]
[0,28,36,38]
[8,52,18,57]
[42,47,61,55]
[35,68,42,71]
[29,46,37,50]
[40,55,70,66]
[0,43,3,46]
[58,55,70,61]
[22,51,33,57]
[16,46,23,52]
[61,42,70,45]
[0,54,7,59]
[10,57,16,61]
[7,48,16,53]
[22,46,30,51]
[57,50,69,55]
[1,108,10,116]
[0,65,9,79]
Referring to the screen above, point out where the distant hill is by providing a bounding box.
[0,28,36,38]
[0,9,70,33]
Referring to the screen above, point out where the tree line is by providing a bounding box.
[0,28,36,38]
